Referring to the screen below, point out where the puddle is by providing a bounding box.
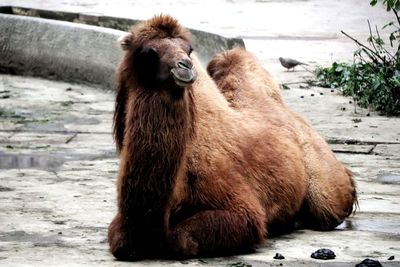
[0,152,116,171]
[0,186,15,192]
[0,230,69,247]
[0,153,65,171]
[376,173,400,185]
[22,122,68,132]
[337,218,400,236]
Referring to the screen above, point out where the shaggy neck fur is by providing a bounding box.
[119,82,196,221]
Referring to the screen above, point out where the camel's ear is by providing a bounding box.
[118,33,134,51]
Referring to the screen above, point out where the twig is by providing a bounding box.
[394,9,400,60]
[393,8,400,26]
[375,25,395,60]
[341,30,386,63]
[356,50,370,64]
[367,20,382,60]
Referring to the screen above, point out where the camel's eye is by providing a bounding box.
[136,47,159,70]
[188,46,193,55]
[134,47,160,83]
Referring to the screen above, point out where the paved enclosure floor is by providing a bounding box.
[1,0,400,266]
[0,74,399,266]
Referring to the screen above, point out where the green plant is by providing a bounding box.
[370,0,400,11]
[314,2,400,115]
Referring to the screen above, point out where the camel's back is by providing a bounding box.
[207,48,350,185]
[189,83,308,223]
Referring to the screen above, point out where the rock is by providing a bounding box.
[310,248,336,260]
[273,253,285,260]
[355,258,382,267]
[388,255,395,260]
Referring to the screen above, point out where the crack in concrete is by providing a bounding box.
[327,139,400,145]
[65,133,78,144]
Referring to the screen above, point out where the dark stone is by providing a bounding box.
[388,255,395,260]
[355,258,382,267]
[311,93,314,96]
[228,262,252,267]
[0,186,14,192]
[300,96,304,98]
[310,248,336,260]
[273,253,285,260]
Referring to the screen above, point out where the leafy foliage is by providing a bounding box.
[315,4,400,115]
[370,0,400,11]
[316,61,400,115]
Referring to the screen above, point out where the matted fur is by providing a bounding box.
[119,15,191,52]
[207,48,283,105]
[108,15,357,261]
[207,48,357,230]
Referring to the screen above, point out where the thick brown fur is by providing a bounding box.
[207,48,357,231]
[108,15,357,261]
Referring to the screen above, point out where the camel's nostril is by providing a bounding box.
[177,59,193,70]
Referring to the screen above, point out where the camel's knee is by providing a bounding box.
[301,172,357,230]
[169,208,265,257]
[108,214,145,261]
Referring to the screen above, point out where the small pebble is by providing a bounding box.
[300,96,304,98]
[388,255,395,260]
[320,92,324,95]
[341,107,346,111]
[366,113,370,117]
[349,100,353,104]
[355,258,382,267]
[58,231,62,235]
[66,87,73,91]
[331,89,335,92]
[311,93,314,97]
[310,248,336,260]
[273,253,285,260]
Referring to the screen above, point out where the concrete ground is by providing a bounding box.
[1,0,400,266]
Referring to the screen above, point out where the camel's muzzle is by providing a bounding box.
[171,59,197,87]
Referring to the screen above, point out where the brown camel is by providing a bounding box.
[207,48,357,231]
[108,15,357,261]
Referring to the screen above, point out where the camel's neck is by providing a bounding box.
[119,88,196,218]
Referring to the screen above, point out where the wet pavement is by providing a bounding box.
[1,0,400,266]
[0,74,399,267]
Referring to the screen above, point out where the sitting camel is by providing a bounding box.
[207,48,357,231]
[108,15,357,261]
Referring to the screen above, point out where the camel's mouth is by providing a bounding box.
[170,62,197,88]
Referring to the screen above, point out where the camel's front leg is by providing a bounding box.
[108,213,146,261]
[168,207,266,258]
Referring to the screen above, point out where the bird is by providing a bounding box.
[279,57,308,71]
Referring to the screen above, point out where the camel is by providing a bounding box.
[108,15,357,261]
[207,48,357,231]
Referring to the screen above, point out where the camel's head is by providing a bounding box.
[119,15,197,94]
